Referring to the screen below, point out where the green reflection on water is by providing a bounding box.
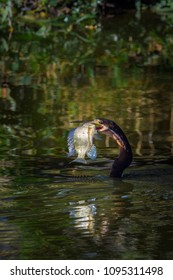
[0,69,173,159]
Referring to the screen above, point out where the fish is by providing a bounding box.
[67,122,99,164]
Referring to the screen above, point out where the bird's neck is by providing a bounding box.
[110,145,132,177]
[109,126,133,178]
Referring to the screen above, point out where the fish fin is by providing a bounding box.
[87,145,97,160]
[71,158,87,164]
[67,128,76,157]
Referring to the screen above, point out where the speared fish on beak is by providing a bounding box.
[67,121,100,164]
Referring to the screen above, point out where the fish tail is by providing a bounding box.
[71,158,87,164]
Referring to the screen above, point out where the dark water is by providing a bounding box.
[0,13,173,260]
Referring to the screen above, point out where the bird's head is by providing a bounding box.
[92,118,115,133]
[92,118,128,150]
[92,118,133,177]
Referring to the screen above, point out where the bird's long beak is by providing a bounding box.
[92,119,125,149]
[92,119,111,133]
